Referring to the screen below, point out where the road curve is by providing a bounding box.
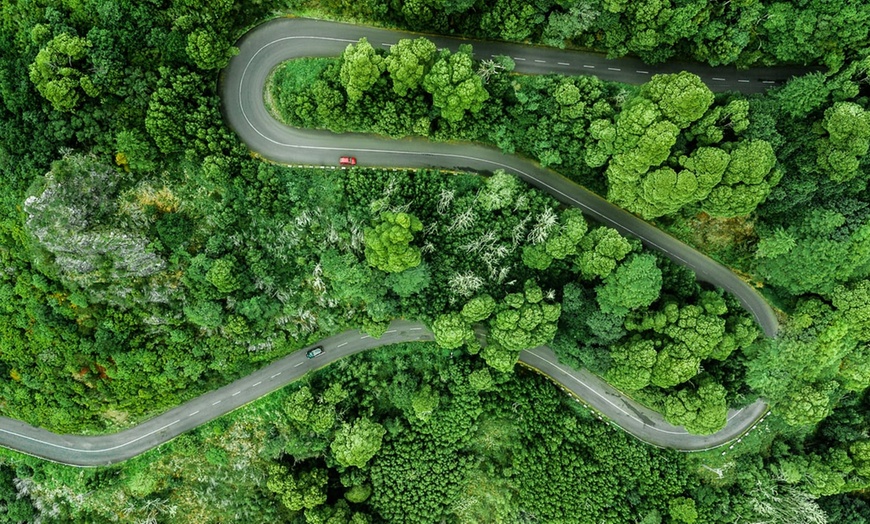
[0,18,782,466]
[0,321,767,466]
[220,17,780,338]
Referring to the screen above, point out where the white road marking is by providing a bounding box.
[583,64,595,68]
[523,351,685,436]
[0,418,188,455]
[380,43,392,47]
[738,79,750,83]
[212,400,222,406]
[712,77,726,81]
[294,362,304,367]
[636,70,649,74]
[188,411,200,417]
[409,327,422,331]
[337,342,348,348]
[385,330,397,334]
[270,372,282,379]
[253,381,262,387]
[513,57,526,61]
[607,67,621,71]
[232,391,241,396]
[0,419,181,453]
[762,80,776,84]
[361,335,371,339]
[0,28,787,464]
[557,62,570,66]
[534,59,546,63]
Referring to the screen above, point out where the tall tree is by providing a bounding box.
[29,33,97,112]
[340,38,386,103]
[422,46,489,123]
[385,37,437,96]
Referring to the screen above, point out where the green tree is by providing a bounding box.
[702,140,778,217]
[816,102,870,182]
[468,368,494,391]
[669,497,698,524]
[596,254,662,316]
[431,312,474,350]
[641,72,714,129]
[385,37,437,96]
[340,38,386,102]
[331,418,387,469]
[29,33,96,112]
[115,129,156,172]
[423,47,489,122]
[266,464,329,511]
[541,5,600,48]
[662,380,728,435]
[775,71,831,119]
[756,206,870,296]
[186,28,238,70]
[23,155,167,306]
[385,263,431,297]
[364,212,423,273]
[831,280,870,342]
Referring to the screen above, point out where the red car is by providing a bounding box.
[339,156,356,166]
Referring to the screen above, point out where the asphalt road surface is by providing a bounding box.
[0,18,784,466]
[0,321,767,465]
[220,17,780,338]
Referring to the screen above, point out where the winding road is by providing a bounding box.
[222,17,780,338]
[0,321,768,466]
[0,17,786,466]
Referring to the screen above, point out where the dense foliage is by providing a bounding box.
[299,0,870,68]
[0,343,754,523]
[3,0,870,522]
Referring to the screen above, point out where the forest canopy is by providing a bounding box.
[1,0,870,522]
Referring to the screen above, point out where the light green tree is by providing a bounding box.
[606,336,658,391]
[385,37,437,96]
[702,140,778,217]
[331,418,387,469]
[266,464,328,512]
[411,384,440,422]
[206,256,241,293]
[432,312,474,349]
[641,71,714,129]
[422,46,489,122]
[668,497,698,524]
[596,254,662,316]
[663,380,728,435]
[479,170,521,211]
[816,101,870,182]
[461,294,496,323]
[484,280,561,372]
[340,38,386,102]
[575,226,632,280]
[364,212,423,273]
[776,382,835,427]
[29,33,96,112]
